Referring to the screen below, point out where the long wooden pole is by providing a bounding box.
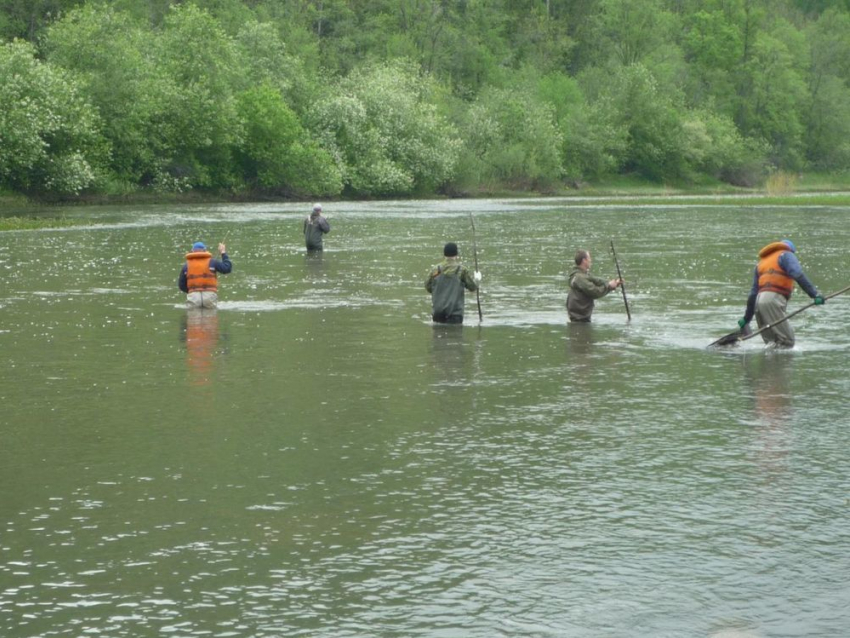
[469,213,483,322]
[610,240,631,321]
[710,283,850,347]
[740,283,850,342]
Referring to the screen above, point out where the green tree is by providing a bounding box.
[454,83,564,191]
[792,0,850,16]
[682,107,765,184]
[804,7,850,167]
[43,4,172,187]
[735,23,808,167]
[310,60,461,195]
[151,3,244,189]
[383,0,456,74]
[234,20,317,115]
[681,2,747,115]
[561,100,629,181]
[235,84,342,196]
[592,0,678,66]
[534,70,625,181]
[583,64,692,180]
[0,39,104,195]
[0,0,83,40]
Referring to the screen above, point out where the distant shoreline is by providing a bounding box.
[3,182,850,231]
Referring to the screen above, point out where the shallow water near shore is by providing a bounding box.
[2,200,849,637]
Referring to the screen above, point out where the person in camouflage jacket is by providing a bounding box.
[566,249,621,322]
[425,242,480,324]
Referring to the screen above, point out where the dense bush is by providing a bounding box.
[236,84,342,196]
[454,85,564,191]
[309,60,461,196]
[0,40,104,195]
[5,0,850,197]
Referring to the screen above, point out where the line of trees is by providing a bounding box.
[2,0,850,199]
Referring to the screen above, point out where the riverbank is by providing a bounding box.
[3,172,850,231]
[0,215,94,231]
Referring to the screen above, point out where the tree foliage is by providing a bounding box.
[3,0,850,198]
[456,82,564,191]
[310,60,461,196]
[236,84,342,196]
[0,39,104,194]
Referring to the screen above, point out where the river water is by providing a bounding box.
[1,200,848,637]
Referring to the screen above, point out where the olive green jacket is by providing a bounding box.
[425,258,477,322]
[566,266,612,322]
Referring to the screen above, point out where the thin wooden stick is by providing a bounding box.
[610,240,631,321]
[469,213,483,322]
[709,283,850,347]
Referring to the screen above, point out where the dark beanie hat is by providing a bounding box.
[444,242,458,257]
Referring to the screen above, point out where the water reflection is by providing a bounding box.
[181,309,220,387]
[565,321,595,362]
[428,324,469,385]
[304,249,325,277]
[742,352,795,428]
[741,352,795,481]
[428,325,485,423]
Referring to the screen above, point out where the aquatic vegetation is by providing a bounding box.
[0,216,88,231]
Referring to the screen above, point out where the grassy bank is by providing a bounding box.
[0,215,92,231]
[458,171,850,205]
[3,172,850,231]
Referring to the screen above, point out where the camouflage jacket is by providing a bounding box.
[566,266,611,321]
[425,258,477,322]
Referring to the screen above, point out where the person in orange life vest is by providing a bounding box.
[178,241,232,309]
[737,239,824,348]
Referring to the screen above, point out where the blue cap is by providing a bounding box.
[781,239,796,253]
[192,241,206,251]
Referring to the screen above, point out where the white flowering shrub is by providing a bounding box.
[0,40,103,195]
[44,4,173,187]
[455,86,564,190]
[310,60,461,196]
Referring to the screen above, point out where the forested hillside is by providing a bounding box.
[2,0,850,199]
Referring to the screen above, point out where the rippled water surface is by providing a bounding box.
[2,200,849,637]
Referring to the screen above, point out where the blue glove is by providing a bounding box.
[737,317,748,329]
[814,295,825,305]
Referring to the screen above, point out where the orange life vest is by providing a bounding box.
[185,251,218,292]
[757,242,794,298]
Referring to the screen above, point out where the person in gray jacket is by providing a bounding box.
[566,249,622,322]
[425,242,481,324]
[303,203,330,251]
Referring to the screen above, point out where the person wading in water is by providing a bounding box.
[566,249,622,322]
[303,203,330,252]
[736,239,824,348]
[178,241,232,309]
[425,242,481,324]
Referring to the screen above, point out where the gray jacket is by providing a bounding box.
[304,214,330,250]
